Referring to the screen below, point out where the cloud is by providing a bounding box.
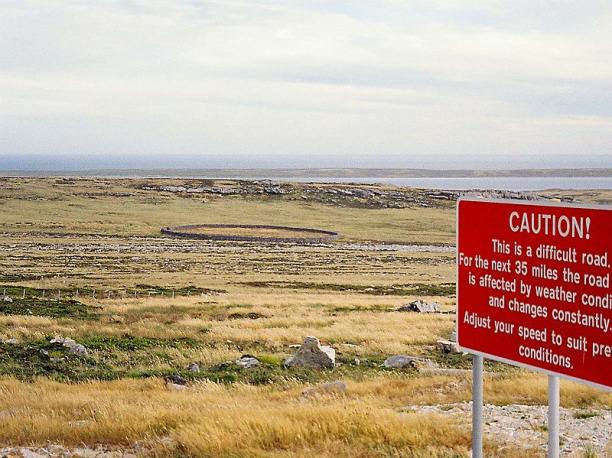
[1,0,611,168]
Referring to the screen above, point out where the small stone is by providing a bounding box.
[109,314,124,323]
[187,362,200,373]
[436,339,460,353]
[397,299,440,313]
[164,375,188,386]
[236,355,260,369]
[383,355,417,369]
[1,296,13,303]
[354,357,361,366]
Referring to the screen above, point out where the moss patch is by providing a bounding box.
[239,280,456,296]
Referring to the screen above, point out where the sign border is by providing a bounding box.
[456,196,612,392]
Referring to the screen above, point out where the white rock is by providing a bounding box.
[436,339,460,353]
[285,336,335,369]
[383,355,417,369]
[236,355,260,369]
[50,336,88,356]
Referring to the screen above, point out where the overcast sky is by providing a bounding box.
[1,0,611,170]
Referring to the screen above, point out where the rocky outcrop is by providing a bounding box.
[285,336,335,369]
[49,337,88,356]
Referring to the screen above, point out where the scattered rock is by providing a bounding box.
[20,450,46,458]
[285,336,335,369]
[235,355,260,369]
[397,299,440,313]
[436,339,460,353]
[1,295,13,303]
[49,336,88,356]
[0,444,145,457]
[186,362,200,373]
[108,314,124,324]
[383,355,417,369]
[354,357,361,366]
[302,380,347,398]
[1,338,17,344]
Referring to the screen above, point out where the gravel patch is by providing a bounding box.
[0,445,142,457]
[402,402,611,456]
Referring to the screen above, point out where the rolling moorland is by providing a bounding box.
[0,177,610,457]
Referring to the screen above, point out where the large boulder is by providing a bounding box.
[285,336,335,369]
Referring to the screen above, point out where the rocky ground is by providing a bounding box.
[136,179,558,209]
[403,402,612,456]
[0,445,145,458]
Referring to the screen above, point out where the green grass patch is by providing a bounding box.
[80,335,200,351]
[572,410,600,420]
[0,295,94,319]
[0,340,115,381]
[239,281,456,296]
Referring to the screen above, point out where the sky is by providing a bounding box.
[1,0,612,170]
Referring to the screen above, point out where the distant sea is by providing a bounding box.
[206,176,612,191]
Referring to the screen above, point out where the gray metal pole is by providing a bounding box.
[548,375,560,458]
[472,354,483,458]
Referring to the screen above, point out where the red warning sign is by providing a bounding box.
[457,198,611,390]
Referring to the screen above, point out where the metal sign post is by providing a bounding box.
[548,375,560,458]
[472,354,483,458]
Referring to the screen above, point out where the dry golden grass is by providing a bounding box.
[0,373,606,456]
[0,291,455,357]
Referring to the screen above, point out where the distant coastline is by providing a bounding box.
[1,167,611,178]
